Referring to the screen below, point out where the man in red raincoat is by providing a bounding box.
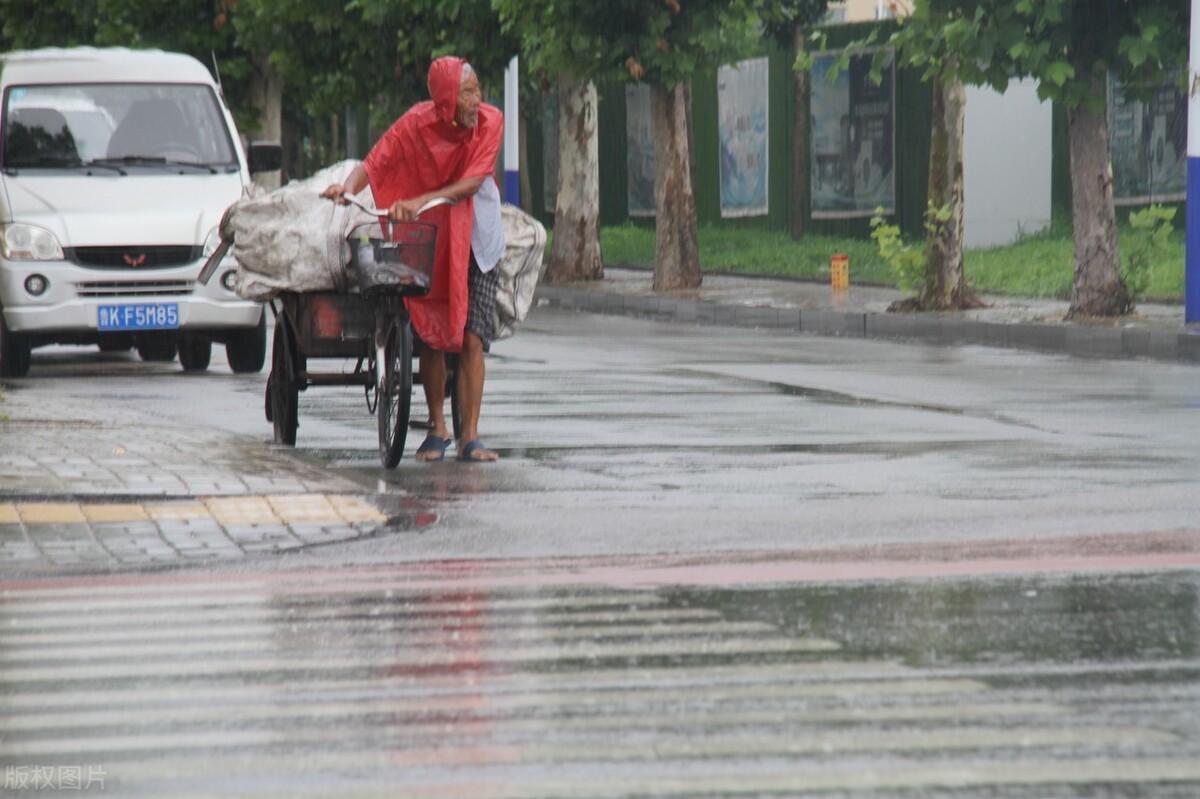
[322,57,503,462]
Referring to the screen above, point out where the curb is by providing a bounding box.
[535,286,1200,365]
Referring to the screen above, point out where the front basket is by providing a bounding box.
[348,221,436,296]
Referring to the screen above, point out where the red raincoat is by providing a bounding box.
[363,57,503,352]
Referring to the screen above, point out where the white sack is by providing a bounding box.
[222,160,377,301]
[219,159,548,324]
[493,204,548,341]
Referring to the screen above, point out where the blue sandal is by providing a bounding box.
[457,439,497,462]
[415,434,451,462]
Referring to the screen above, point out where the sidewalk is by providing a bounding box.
[0,382,394,572]
[534,267,1200,364]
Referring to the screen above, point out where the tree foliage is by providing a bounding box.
[0,0,251,122]
[883,0,1188,105]
[233,0,516,122]
[0,0,520,167]
[496,0,823,86]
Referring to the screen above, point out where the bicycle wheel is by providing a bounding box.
[270,316,300,446]
[377,319,413,468]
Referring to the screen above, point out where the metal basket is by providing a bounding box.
[347,221,436,297]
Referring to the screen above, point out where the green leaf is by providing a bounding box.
[1045,60,1074,86]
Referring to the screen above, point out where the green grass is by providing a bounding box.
[598,221,1187,301]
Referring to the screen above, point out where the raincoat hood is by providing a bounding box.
[427,56,465,127]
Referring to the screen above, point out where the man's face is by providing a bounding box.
[455,71,481,129]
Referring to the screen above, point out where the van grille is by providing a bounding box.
[75,280,195,298]
[68,246,200,269]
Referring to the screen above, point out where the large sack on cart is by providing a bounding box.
[217,160,378,300]
[493,203,548,341]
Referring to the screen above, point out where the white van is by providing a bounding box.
[0,47,281,376]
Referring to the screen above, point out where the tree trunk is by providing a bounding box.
[651,82,701,291]
[248,55,283,192]
[791,24,810,240]
[545,75,603,283]
[1066,72,1130,318]
[519,115,534,215]
[913,74,981,311]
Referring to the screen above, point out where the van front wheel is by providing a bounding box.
[226,312,267,374]
[0,313,31,377]
[179,335,212,372]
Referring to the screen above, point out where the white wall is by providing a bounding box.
[964,79,1052,249]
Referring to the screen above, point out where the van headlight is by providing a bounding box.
[1,224,64,261]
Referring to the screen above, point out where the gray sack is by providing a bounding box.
[220,159,547,331]
[493,204,548,341]
[222,160,376,301]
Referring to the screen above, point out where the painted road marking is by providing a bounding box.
[79,503,148,523]
[265,493,343,524]
[71,757,1200,798]
[2,724,1176,760]
[0,589,672,616]
[0,660,914,711]
[144,501,211,522]
[1,562,1195,796]
[0,700,1064,735]
[0,636,841,683]
[4,526,1198,596]
[0,620,784,661]
[0,494,386,532]
[0,607,721,643]
[15,502,85,524]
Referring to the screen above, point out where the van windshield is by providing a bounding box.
[2,83,237,171]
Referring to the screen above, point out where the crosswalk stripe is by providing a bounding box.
[0,589,667,615]
[114,757,1200,798]
[0,606,725,643]
[0,661,912,711]
[1,724,1176,761]
[0,620,781,662]
[0,636,842,683]
[1,564,1193,798]
[0,700,1062,735]
[0,678,985,720]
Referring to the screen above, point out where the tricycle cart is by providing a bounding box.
[264,197,458,468]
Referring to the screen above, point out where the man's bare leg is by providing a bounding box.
[416,349,450,461]
[457,331,497,461]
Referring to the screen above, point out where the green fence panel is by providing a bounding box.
[526,95,549,227]
[524,21,934,240]
[804,21,930,238]
[597,83,630,227]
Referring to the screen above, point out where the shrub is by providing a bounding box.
[1123,204,1176,301]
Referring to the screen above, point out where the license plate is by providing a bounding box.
[97,303,180,331]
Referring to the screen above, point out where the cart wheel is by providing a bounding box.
[446,353,463,443]
[378,320,413,468]
[270,317,300,446]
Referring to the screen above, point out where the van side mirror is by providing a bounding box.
[248,141,282,174]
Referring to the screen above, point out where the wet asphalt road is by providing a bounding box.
[1,307,1199,796]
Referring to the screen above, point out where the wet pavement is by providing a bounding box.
[543,268,1200,363]
[1,294,1199,795]
[1,567,1197,796]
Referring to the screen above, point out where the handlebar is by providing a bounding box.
[335,193,455,219]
